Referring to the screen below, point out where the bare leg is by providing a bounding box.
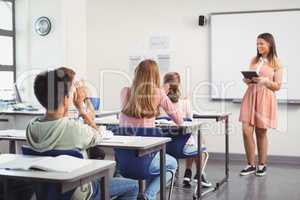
[255,127,268,165]
[185,158,193,170]
[242,123,256,165]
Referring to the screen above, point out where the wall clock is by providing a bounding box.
[35,17,51,36]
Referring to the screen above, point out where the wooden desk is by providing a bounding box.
[95,118,210,199]
[193,112,231,198]
[95,114,231,200]
[100,135,171,200]
[0,131,171,200]
[0,154,115,200]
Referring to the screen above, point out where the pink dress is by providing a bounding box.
[119,87,184,127]
[239,59,281,129]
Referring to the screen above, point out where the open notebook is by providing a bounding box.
[0,155,92,173]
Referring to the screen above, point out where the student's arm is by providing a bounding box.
[73,85,98,129]
[252,61,283,91]
[84,98,96,119]
[183,97,193,119]
[264,67,283,91]
[70,120,103,149]
[159,89,184,125]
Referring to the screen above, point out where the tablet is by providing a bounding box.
[241,71,259,79]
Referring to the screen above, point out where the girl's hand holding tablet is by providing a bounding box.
[252,76,269,86]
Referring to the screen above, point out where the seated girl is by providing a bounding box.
[160,72,212,188]
[119,60,182,200]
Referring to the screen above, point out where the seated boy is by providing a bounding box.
[26,67,138,200]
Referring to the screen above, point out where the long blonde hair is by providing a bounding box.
[255,33,280,70]
[122,59,161,118]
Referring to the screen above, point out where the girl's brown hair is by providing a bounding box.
[255,33,280,69]
[163,72,181,103]
[122,59,161,118]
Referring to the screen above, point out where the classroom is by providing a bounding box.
[0,0,300,200]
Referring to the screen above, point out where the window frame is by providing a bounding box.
[0,0,16,81]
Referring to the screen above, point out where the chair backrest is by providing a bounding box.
[156,117,197,159]
[109,127,165,179]
[108,126,166,137]
[21,146,84,200]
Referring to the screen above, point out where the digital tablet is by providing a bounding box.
[241,71,259,79]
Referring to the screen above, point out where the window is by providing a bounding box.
[0,0,15,100]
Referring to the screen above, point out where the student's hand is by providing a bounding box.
[73,86,87,112]
[162,83,170,94]
[252,77,269,86]
[243,78,252,84]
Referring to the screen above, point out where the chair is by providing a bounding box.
[21,146,87,200]
[108,126,175,200]
[156,117,210,197]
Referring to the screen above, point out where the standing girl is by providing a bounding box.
[239,33,283,176]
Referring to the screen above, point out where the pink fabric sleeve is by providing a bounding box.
[158,89,184,125]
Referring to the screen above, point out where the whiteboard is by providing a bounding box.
[210,10,300,101]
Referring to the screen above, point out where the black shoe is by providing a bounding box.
[240,165,256,176]
[256,165,267,177]
[183,169,192,187]
[193,173,212,188]
[137,193,148,200]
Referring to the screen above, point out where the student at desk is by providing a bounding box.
[120,59,181,200]
[160,72,212,188]
[26,67,138,200]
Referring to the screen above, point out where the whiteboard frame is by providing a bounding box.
[209,8,300,104]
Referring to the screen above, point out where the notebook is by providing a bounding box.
[155,119,175,125]
[0,154,92,173]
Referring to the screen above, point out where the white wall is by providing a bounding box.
[86,0,300,157]
[15,0,87,104]
[13,0,300,157]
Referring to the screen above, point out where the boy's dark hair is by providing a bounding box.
[34,67,75,111]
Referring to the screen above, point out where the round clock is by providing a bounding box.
[35,17,51,36]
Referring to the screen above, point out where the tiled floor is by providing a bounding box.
[169,160,300,200]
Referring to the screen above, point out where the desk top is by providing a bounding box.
[193,112,231,120]
[95,117,203,133]
[0,130,171,150]
[0,109,45,116]
[0,154,115,183]
[0,109,119,118]
[99,135,171,150]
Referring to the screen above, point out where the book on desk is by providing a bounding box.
[0,154,92,173]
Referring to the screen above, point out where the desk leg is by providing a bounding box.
[9,140,16,154]
[225,116,229,179]
[160,144,166,200]
[215,116,229,189]
[3,178,11,200]
[196,128,202,200]
[101,169,110,200]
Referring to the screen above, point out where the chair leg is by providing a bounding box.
[194,151,210,196]
[201,151,209,174]
[138,180,144,194]
[175,159,180,179]
[167,170,175,200]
